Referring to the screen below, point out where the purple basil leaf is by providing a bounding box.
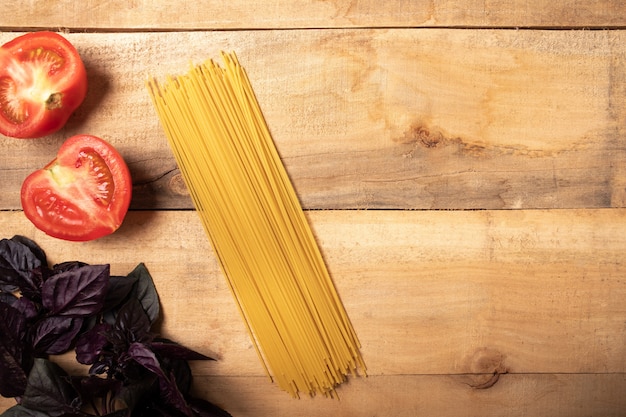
[51,261,88,274]
[0,237,45,296]
[0,303,28,398]
[101,265,155,328]
[0,291,17,305]
[31,316,83,355]
[128,263,160,325]
[75,323,111,365]
[21,358,79,417]
[127,343,193,417]
[71,375,122,401]
[188,397,233,417]
[0,405,52,416]
[151,339,214,361]
[10,236,47,267]
[158,369,194,417]
[42,264,109,317]
[12,297,40,321]
[161,357,192,396]
[143,404,184,417]
[115,372,157,411]
[101,308,118,327]
[127,342,164,377]
[99,411,129,417]
[102,273,140,312]
[0,301,27,340]
[165,375,195,417]
[0,346,28,398]
[115,298,152,344]
[127,399,173,417]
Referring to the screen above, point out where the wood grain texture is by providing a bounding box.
[1,29,625,210]
[1,1,625,29]
[2,5,626,416]
[192,374,626,417]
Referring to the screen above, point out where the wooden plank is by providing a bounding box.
[1,1,625,30]
[1,29,625,210]
[192,374,626,417]
[2,373,625,416]
[1,209,625,378]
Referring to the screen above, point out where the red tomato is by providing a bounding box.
[21,135,132,241]
[0,31,87,138]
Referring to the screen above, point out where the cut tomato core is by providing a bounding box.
[0,47,66,124]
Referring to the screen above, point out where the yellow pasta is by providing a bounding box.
[146,52,365,397]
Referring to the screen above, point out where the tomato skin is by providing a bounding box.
[20,135,132,241]
[0,31,87,138]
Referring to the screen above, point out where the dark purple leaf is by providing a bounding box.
[0,291,17,305]
[0,354,28,398]
[70,375,122,400]
[0,237,229,417]
[21,358,79,417]
[42,264,109,317]
[128,263,160,325]
[161,358,192,396]
[0,237,45,296]
[127,343,193,416]
[0,404,52,416]
[158,370,194,417]
[0,303,28,398]
[10,236,47,267]
[127,342,164,377]
[101,309,118,327]
[75,323,111,365]
[0,301,27,342]
[100,411,129,417]
[11,297,40,321]
[129,401,176,417]
[103,274,140,312]
[51,261,88,274]
[31,316,83,355]
[151,340,214,361]
[115,298,152,344]
[115,372,157,411]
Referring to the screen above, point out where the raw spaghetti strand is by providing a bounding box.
[146,52,365,397]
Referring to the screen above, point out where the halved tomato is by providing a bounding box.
[21,135,132,241]
[0,31,87,138]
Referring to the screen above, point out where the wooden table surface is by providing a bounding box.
[2,2,626,416]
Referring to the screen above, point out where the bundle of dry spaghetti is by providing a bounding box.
[146,52,365,397]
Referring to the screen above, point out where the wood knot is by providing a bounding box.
[168,172,189,196]
[463,347,507,389]
[415,126,442,148]
[397,123,444,148]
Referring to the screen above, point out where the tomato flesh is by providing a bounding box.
[21,135,133,241]
[0,32,87,138]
